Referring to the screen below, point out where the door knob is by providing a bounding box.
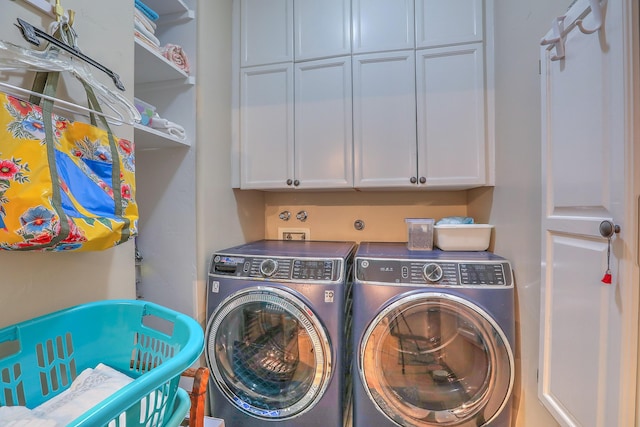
[599,220,620,239]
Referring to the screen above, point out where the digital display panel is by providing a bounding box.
[293,260,332,280]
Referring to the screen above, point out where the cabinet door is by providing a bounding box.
[240,0,293,66]
[295,57,353,189]
[415,0,483,48]
[352,0,414,54]
[240,63,294,189]
[353,51,417,189]
[416,43,486,188]
[294,0,351,61]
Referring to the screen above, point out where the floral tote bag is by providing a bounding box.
[0,72,138,251]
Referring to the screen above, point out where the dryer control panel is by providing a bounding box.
[356,258,512,287]
[210,254,344,283]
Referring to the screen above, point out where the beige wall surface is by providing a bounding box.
[265,191,470,243]
[0,0,135,328]
[195,0,265,326]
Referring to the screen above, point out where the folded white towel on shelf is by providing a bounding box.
[134,8,157,33]
[150,114,187,140]
[135,31,161,52]
[166,127,187,140]
[135,19,160,47]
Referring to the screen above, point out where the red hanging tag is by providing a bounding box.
[602,231,613,284]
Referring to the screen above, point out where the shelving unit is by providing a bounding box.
[133,0,197,317]
[134,39,193,84]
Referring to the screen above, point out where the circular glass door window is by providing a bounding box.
[360,293,514,427]
[206,286,332,420]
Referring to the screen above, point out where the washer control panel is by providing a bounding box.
[356,258,512,287]
[210,254,341,283]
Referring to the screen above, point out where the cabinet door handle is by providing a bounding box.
[410,176,417,184]
[294,180,300,187]
[419,176,426,184]
[286,179,293,186]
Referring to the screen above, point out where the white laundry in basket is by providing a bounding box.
[0,363,133,427]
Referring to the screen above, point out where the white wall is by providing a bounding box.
[195,0,265,326]
[485,0,573,425]
[0,0,135,328]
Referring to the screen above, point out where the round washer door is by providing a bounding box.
[205,286,332,420]
[359,292,514,427]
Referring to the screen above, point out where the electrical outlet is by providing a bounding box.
[278,228,310,241]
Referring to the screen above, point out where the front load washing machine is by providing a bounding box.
[352,242,515,427]
[205,240,356,427]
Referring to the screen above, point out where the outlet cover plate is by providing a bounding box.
[278,228,310,241]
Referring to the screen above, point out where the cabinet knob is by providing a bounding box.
[410,176,417,184]
[294,179,300,187]
[419,176,426,184]
[286,179,293,186]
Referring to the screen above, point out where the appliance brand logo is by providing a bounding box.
[210,281,220,293]
[324,290,334,303]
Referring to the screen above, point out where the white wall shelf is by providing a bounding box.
[134,123,190,149]
[134,0,198,317]
[134,40,192,84]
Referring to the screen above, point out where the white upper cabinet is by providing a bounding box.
[415,0,483,48]
[240,0,293,66]
[353,51,417,188]
[240,58,353,190]
[352,0,415,54]
[294,0,351,61]
[295,57,353,188]
[233,0,493,190]
[416,43,486,187]
[240,63,294,189]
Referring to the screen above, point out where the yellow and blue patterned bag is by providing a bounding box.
[0,72,137,251]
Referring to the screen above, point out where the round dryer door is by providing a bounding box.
[359,292,514,427]
[205,286,332,421]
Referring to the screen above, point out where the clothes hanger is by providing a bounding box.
[0,40,141,125]
[15,17,125,91]
[0,15,140,125]
[0,40,140,125]
[0,80,128,125]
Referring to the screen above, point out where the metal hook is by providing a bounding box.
[540,15,567,61]
[576,0,603,35]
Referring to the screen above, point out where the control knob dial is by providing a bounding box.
[423,263,443,282]
[259,259,279,277]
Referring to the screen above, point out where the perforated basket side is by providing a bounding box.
[0,300,204,427]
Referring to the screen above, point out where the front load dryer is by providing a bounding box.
[352,242,515,427]
[205,240,356,427]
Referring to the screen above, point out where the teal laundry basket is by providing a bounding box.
[0,300,205,426]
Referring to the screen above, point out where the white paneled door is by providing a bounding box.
[539,1,639,426]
